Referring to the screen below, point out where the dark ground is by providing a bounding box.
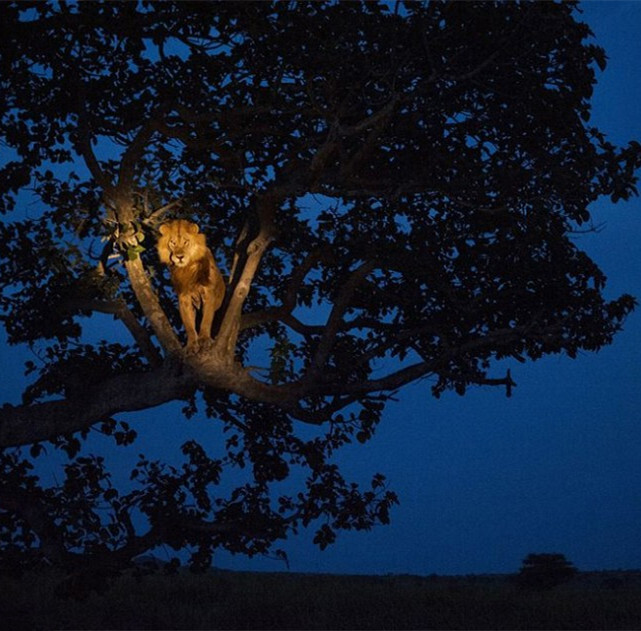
[2,568,641,630]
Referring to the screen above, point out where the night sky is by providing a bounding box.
[2,1,641,577]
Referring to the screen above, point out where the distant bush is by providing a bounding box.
[517,553,578,590]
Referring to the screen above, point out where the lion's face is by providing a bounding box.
[157,219,208,268]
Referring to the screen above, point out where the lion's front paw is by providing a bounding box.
[185,339,200,355]
[198,336,215,351]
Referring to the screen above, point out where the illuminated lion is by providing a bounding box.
[157,219,225,352]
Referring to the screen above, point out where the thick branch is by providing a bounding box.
[124,257,183,356]
[215,195,279,355]
[77,106,183,357]
[0,318,536,448]
[0,364,195,448]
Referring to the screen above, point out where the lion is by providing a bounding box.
[157,219,225,352]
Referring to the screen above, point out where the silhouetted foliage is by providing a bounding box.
[517,553,579,591]
[0,1,639,597]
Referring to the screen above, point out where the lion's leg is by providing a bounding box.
[200,272,225,348]
[198,286,216,344]
[178,294,199,352]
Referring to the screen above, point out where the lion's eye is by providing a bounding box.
[169,239,176,247]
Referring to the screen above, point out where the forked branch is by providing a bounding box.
[215,194,280,356]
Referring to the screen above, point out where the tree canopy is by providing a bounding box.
[0,1,638,593]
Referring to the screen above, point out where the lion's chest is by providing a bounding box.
[170,259,211,306]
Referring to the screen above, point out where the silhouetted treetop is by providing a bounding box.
[517,553,578,590]
[0,0,638,593]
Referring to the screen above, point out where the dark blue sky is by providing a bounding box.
[2,1,641,576]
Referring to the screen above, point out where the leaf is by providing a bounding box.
[126,245,145,260]
[103,488,118,501]
[30,443,43,458]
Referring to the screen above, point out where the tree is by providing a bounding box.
[516,553,578,590]
[0,1,638,594]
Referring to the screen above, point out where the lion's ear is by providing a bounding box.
[186,222,200,235]
[159,223,170,235]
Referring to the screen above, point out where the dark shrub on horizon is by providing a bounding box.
[516,553,578,591]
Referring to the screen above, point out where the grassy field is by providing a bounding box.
[2,568,641,630]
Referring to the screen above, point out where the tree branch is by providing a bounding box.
[124,257,183,356]
[0,314,546,448]
[61,297,162,366]
[306,360,433,397]
[215,193,280,356]
[0,364,195,448]
[306,260,376,380]
[75,119,115,198]
[153,119,215,150]
[117,103,172,190]
[77,111,183,357]
[239,248,328,332]
[438,369,517,397]
[338,94,401,136]
[142,197,185,225]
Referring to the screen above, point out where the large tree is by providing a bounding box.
[0,1,638,593]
